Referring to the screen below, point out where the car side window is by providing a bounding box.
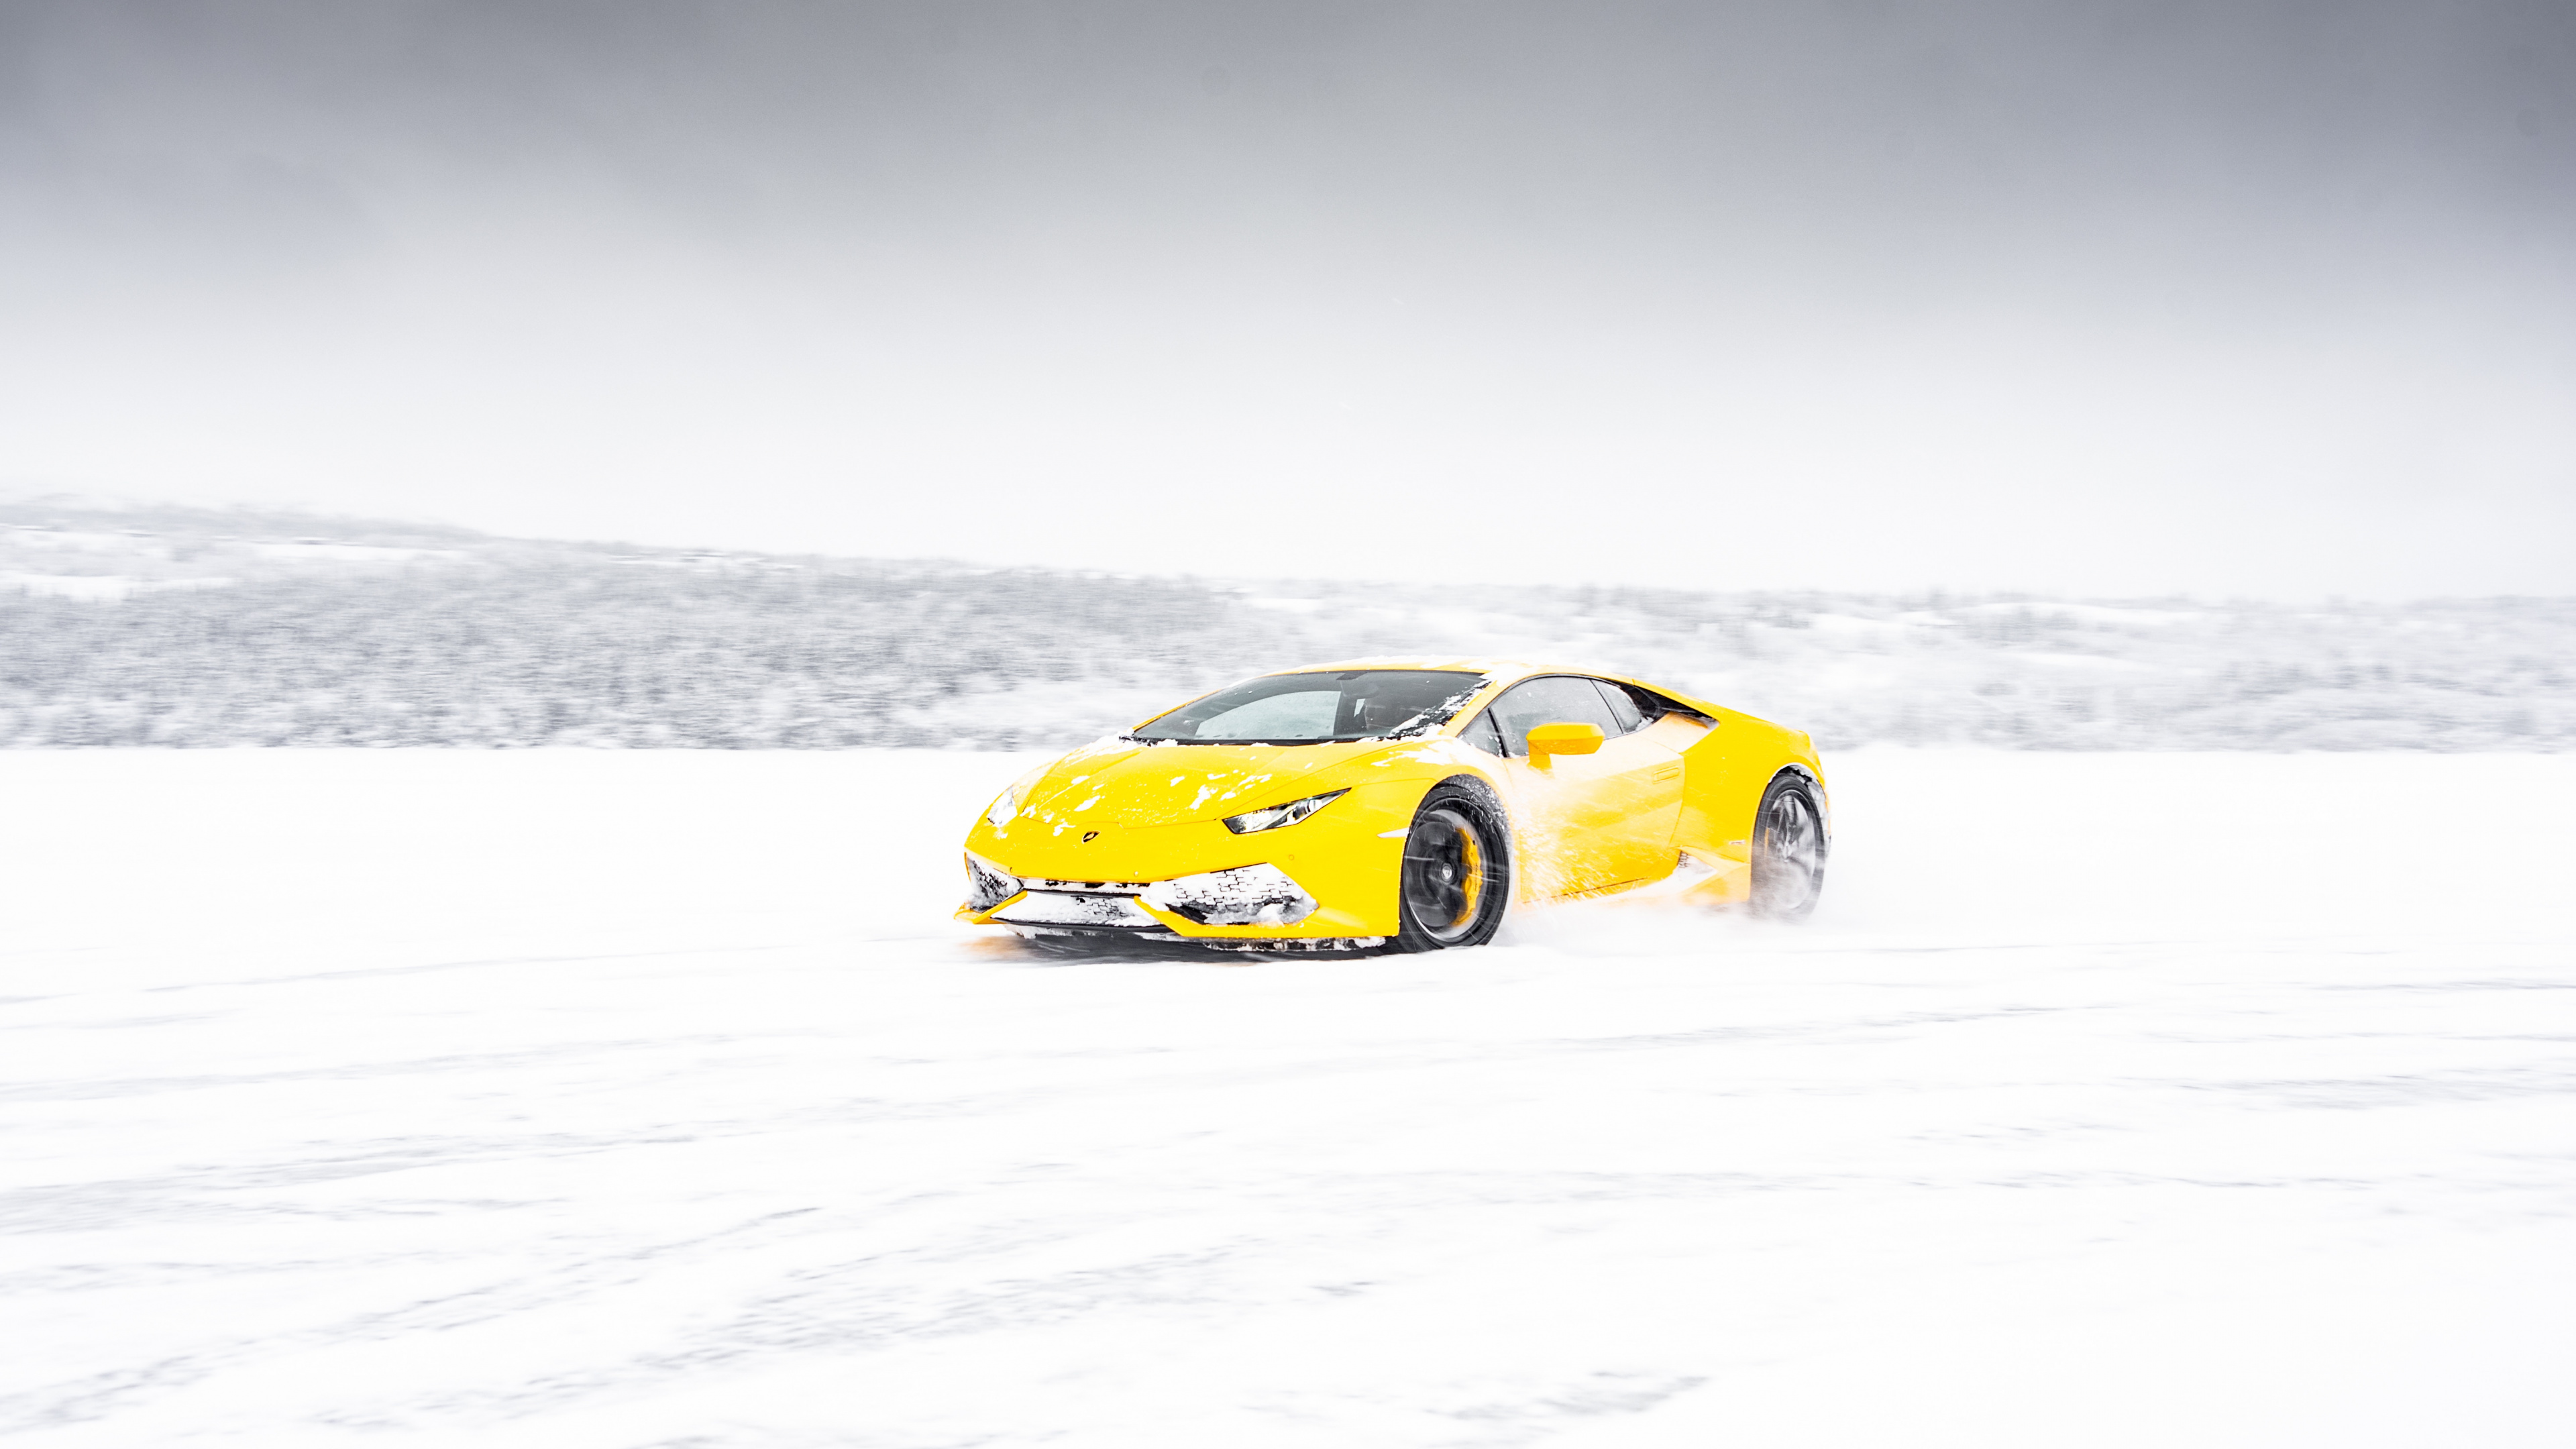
[1589,680,1644,735]
[1489,676,1624,757]
[1458,708,1506,755]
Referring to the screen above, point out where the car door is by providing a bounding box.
[1479,675,1684,896]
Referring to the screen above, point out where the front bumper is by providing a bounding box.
[961,870,1386,951]
[955,781,1415,942]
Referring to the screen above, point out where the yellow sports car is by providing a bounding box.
[957,659,1829,953]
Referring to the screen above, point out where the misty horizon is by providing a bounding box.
[3,1,2570,598]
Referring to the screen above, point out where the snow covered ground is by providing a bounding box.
[3,749,2571,1446]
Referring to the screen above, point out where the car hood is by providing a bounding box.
[1014,737,1399,828]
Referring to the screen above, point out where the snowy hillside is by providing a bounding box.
[5,500,2569,751]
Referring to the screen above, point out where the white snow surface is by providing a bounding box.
[3,749,2571,1447]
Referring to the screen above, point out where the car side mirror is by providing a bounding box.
[1525,721,1604,766]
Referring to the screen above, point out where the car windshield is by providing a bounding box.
[1132,670,1489,744]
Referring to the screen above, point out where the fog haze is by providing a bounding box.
[3,1,2569,596]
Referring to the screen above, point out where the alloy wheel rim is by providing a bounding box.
[1404,807,1489,943]
[1760,792,1821,908]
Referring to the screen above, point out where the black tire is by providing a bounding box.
[1394,779,1512,951]
[1749,771,1829,919]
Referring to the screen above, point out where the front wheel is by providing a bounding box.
[1395,780,1511,951]
[1750,772,1829,919]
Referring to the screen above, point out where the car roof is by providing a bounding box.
[1267,657,1729,720]
[1272,657,1549,683]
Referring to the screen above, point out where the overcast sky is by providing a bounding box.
[1,1,2569,596]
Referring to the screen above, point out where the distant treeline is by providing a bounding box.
[0,561,1296,749]
[3,504,2571,751]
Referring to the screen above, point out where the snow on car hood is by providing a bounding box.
[1012,737,1396,828]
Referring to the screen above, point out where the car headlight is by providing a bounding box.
[1222,789,1348,835]
[985,789,1020,828]
[1142,863,1318,926]
[963,851,1021,911]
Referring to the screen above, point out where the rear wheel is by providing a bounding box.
[1750,772,1828,919]
[1395,780,1511,951]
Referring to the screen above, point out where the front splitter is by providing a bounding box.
[1004,924,1391,956]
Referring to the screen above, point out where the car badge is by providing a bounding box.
[1081,830,1099,843]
